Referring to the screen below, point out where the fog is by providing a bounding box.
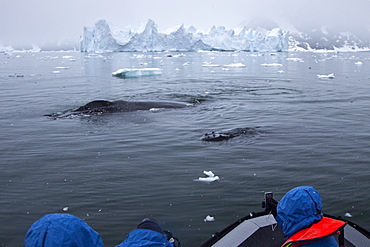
[1,0,369,49]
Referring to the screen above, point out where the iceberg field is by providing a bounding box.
[81,19,289,53]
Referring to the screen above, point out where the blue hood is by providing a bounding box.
[25,213,104,247]
[276,186,323,238]
[116,229,174,247]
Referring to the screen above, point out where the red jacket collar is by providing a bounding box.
[281,217,346,247]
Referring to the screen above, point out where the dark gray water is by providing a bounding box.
[1,51,369,246]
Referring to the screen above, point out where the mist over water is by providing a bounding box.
[0,51,369,246]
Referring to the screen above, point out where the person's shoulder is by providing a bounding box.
[116,229,174,247]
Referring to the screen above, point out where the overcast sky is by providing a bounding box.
[1,0,369,48]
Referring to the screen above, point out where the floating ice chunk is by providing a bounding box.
[63,207,69,212]
[317,73,334,79]
[224,63,246,68]
[196,170,220,182]
[112,68,163,78]
[355,61,363,65]
[260,63,283,67]
[204,215,215,222]
[344,212,353,218]
[173,53,186,57]
[198,176,220,182]
[287,57,304,62]
[202,63,220,67]
[203,170,215,177]
[54,66,69,69]
[52,71,61,74]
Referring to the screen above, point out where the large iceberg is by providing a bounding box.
[80,19,289,53]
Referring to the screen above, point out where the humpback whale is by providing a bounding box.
[201,127,261,141]
[73,100,189,114]
[48,100,191,118]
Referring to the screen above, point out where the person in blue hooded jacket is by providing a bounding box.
[25,213,104,247]
[116,218,179,247]
[275,186,346,247]
[25,214,179,247]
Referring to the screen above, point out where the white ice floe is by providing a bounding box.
[224,63,246,68]
[355,61,363,65]
[260,63,283,67]
[317,73,334,79]
[112,68,163,78]
[204,215,215,222]
[287,57,304,62]
[52,71,61,74]
[198,176,220,182]
[203,170,215,177]
[63,207,69,212]
[202,63,220,67]
[196,170,220,182]
[344,212,353,218]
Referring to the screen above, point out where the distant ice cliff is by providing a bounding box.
[80,19,289,53]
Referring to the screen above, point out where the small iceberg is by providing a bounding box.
[287,58,304,62]
[204,215,215,222]
[202,64,220,67]
[224,63,246,68]
[344,212,353,218]
[195,170,220,182]
[317,73,334,79]
[112,68,163,78]
[203,171,215,177]
[260,63,283,67]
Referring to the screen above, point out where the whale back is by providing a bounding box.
[74,100,115,113]
[201,127,260,141]
[69,99,190,115]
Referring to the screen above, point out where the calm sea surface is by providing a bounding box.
[0,51,369,246]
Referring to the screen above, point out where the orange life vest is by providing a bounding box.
[281,217,346,247]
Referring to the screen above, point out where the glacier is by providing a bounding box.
[80,19,289,53]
